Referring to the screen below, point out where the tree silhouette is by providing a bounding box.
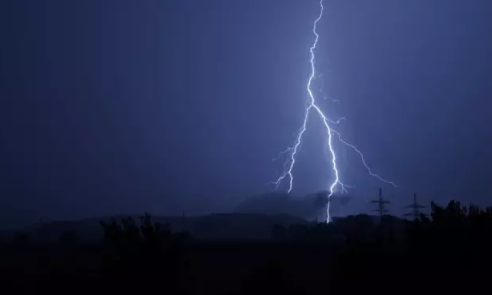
[99,213,191,293]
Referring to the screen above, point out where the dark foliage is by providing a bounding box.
[99,213,192,293]
[1,200,492,295]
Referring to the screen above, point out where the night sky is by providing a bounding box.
[1,0,492,228]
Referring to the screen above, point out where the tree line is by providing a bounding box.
[1,200,491,294]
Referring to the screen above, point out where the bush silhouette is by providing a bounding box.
[99,213,191,293]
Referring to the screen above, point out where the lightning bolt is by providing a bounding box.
[273,0,397,223]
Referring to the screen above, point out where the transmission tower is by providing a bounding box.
[370,187,390,217]
[403,192,426,219]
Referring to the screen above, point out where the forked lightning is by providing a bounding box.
[273,0,396,222]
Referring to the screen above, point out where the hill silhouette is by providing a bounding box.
[0,213,308,242]
[235,191,329,220]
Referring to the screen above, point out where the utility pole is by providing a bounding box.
[370,187,390,217]
[403,192,426,220]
